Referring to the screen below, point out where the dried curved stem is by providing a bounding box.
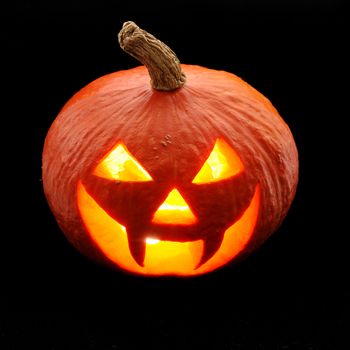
[118,21,186,91]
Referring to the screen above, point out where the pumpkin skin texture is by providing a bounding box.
[42,24,298,277]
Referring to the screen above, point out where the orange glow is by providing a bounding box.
[192,138,244,184]
[93,143,152,182]
[152,189,197,225]
[77,182,260,276]
[146,237,160,245]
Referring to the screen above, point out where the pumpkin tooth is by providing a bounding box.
[126,231,146,267]
[195,233,224,269]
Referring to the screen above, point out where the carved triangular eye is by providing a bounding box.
[192,139,244,184]
[93,143,153,182]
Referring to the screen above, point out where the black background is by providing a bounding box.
[1,1,348,349]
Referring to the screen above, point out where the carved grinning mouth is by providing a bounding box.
[77,182,260,276]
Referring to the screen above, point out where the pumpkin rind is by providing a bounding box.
[42,64,298,275]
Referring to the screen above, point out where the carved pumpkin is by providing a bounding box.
[42,21,298,276]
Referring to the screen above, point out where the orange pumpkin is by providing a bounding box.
[42,21,298,276]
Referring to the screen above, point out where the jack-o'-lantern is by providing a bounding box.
[42,21,298,276]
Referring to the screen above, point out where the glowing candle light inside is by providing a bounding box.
[146,238,160,245]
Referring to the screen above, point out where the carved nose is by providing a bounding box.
[152,189,197,225]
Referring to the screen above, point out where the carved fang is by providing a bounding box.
[127,229,146,267]
[195,233,224,269]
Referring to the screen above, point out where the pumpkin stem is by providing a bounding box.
[118,21,186,91]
